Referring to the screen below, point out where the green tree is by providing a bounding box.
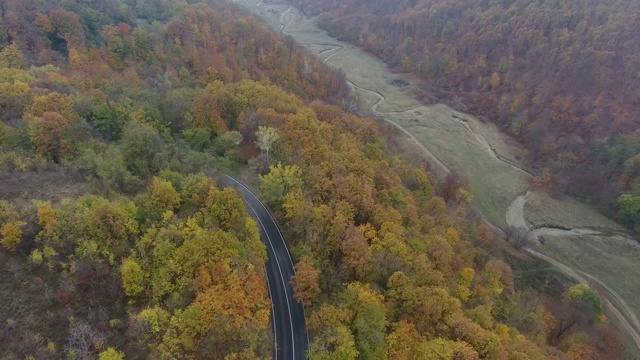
[0,68,32,118]
[163,88,200,133]
[551,284,603,339]
[121,122,166,177]
[139,306,172,334]
[77,146,144,194]
[212,130,242,161]
[309,325,359,360]
[92,102,127,141]
[0,200,19,224]
[564,284,603,315]
[385,271,422,317]
[259,162,303,207]
[184,127,212,151]
[351,300,387,359]
[150,177,181,212]
[483,260,514,296]
[0,200,23,251]
[413,168,434,200]
[99,348,125,360]
[456,267,475,303]
[616,194,640,228]
[120,257,145,297]
[0,44,24,68]
[202,187,247,233]
[155,306,203,357]
[415,338,455,360]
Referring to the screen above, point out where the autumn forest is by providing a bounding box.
[292,0,640,232]
[0,0,631,359]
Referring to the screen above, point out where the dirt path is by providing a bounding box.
[322,45,344,63]
[506,194,528,229]
[278,6,293,34]
[236,0,640,350]
[507,195,640,347]
[246,2,525,177]
[524,248,640,347]
[506,194,634,240]
[458,123,532,176]
[345,80,451,174]
[275,4,452,174]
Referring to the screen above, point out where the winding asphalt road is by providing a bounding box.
[221,175,308,360]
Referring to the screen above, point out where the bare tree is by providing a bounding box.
[555,300,594,339]
[66,322,103,360]
[255,126,279,165]
[506,225,532,249]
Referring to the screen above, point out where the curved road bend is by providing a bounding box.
[221,175,308,360]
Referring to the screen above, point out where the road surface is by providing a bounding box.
[222,175,308,360]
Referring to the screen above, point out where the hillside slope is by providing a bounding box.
[0,0,626,358]
[291,0,640,231]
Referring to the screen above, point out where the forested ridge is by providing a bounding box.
[0,0,626,358]
[291,0,640,232]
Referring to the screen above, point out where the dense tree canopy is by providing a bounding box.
[292,0,640,231]
[0,0,623,358]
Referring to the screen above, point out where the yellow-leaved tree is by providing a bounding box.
[120,258,145,297]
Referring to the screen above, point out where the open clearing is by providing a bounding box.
[525,191,628,231]
[236,0,640,352]
[0,166,89,206]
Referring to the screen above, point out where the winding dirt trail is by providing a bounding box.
[506,193,635,240]
[453,117,532,176]
[322,45,344,64]
[278,6,293,34]
[345,80,451,173]
[237,0,640,349]
[524,248,640,347]
[507,193,640,345]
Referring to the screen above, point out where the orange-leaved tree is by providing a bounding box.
[291,255,321,307]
